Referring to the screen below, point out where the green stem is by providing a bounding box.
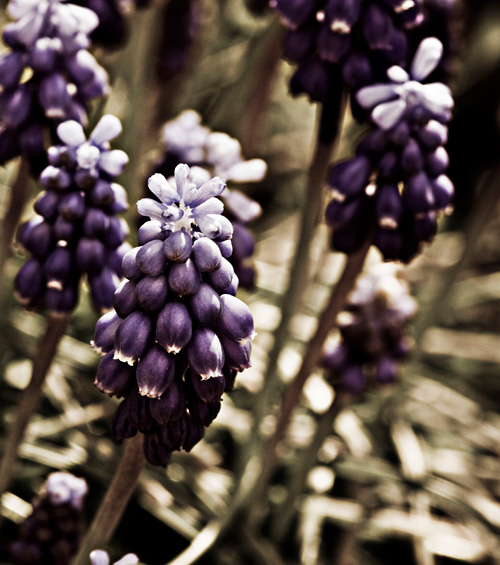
[271,391,348,543]
[71,434,145,565]
[0,313,69,498]
[246,236,371,526]
[0,157,31,287]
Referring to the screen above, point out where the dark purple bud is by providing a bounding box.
[383,27,407,65]
[125,390,153,432]
[187,392,221,427]
[44,247,73,289]
[59,191,86,220]
[156,302,192,354]
[417,120,448,149]
[108,242,130,276]
[48,145,77,168]
[189,283,221,324]
[15,258,44,303]
[40,165,72,190]
[45,284,79,313]
[88,268,120,311]
[376,356,397,384]
[356,129,388,157]
[91,310,122,355]
[19,217,53,258]
[88,179,114,205]
[387,121,410,147]
[216,239,233,259]
[341,364,365,393]
[122,247,144,282]
[376,183,403,228]
[377,151,399,179]
[34,191,60,221]
[317,25,351,63]
[136,239,166,276]
[0,85,31,127]
[104,217,128,249]
[38,73,71,119]
[149,379,186,425]
[114,310,154,365]
[168,258,201,296]
[75,167,99,189]
[328,156,371,201]
[163,230,192,262]
[67,50,99,85]
[83,208,110,237]
[138,220,166,246]
[95,350,135,397]
[363,2,393,49]
[181,416,206,452]
[113,280,137,318]
[325,196,365,230]
[225,273,239,296]
[192,237,222,272]
[53,216,78,243]
[231,223,255,261]
[431,175,454,211]
[208,257,234,292]
[413,212,437,243]
[342,51,373,88]
[374,227,403,260]
[0,52,25,90]
[160,417,186,452]
[187,328,224,379]
[76,237,105,273]
[136,344,176,398]
[135,274,169,311]
[270,0,317,29]
[143,430,171,466]
[111,401,137,441]
[425,147,449,177]
[217,294,255,342]
[284,26,316,63]
[223,367,237,392]
[401,138,424,173]
[323,343,348,371]
[186,369,225,403]
[404,172,435,213]
[218,333,252,371]
[290,56,332,103]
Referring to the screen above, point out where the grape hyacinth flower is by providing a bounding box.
[15,114,130,313]
[92,163,255,466]
[89,550,139,565]
[0,0,109,172]
[10,472,88,565]
[270,0,425,103]
[155,110,266,287]
[326,37,454,262]
[323,263,416,393]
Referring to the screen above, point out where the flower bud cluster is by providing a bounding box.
[155,110,266,287]
[326,37,453,262]
[92,164,255,466]
[10,472,87,565]
[90,550,139,565]
[323,263,416,393]
[0,0,109,170]
[270,0,425,103]
[15,115,130,313]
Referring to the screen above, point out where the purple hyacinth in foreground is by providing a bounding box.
[15,114,130,313]
[10,472,87,565]
[0,0,109,171]
[323,263,416,393]
[326,37,454,262]
[155,110,266,287]
[92,163,255,466]
[89,550,139,565]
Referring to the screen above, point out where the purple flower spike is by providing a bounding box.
[156,302,193,354]
[187,328,225,379]
[136,345,176,398]
[217,294,256,343]
[114,311,154,365]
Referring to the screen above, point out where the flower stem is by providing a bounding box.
[71,434,145,565]
[0,157,31,287]
[270,390,349,543]
[246,236,371,527]
[0,313,69,498]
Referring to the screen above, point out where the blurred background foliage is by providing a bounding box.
[2,0,500,564]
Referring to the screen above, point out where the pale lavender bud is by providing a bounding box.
[163,230,192,262]
[192,237,222,272]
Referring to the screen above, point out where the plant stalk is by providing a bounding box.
[71,434,145,565]
[0,313,69,498]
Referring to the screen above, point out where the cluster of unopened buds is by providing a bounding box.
[323,263,416,393]
[15,114,130,313]
[92,163,255,466]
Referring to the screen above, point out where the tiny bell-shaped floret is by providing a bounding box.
[218,333,252,372]
[168,258,201,296]
[187,369,225,403]
[114,311,154,365]
[187,328,224,379]
[189,283,221,324]
[113,280,138,318]
[91,310,122,355]
[136,239,166,276]
[135,274,169,311]
[192,237,222,272]
[95,350,135,397]
[164,230,192,262]
[328,156,371,202]
[149,380,186,425]
[136,344,176,398]
[156,302,193,354]
[208,257,234,292]
[217,294,255,343]
[121,246,143,282]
